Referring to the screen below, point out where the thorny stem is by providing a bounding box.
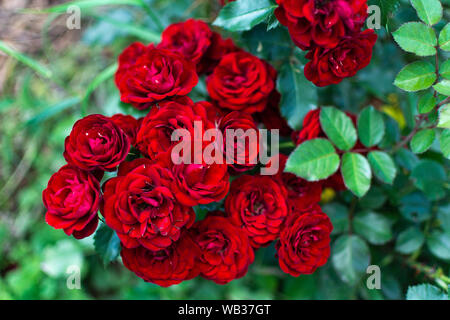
[404,258,450,292]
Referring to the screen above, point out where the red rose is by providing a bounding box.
[305,30,377,87]
[110,114,140,146]
[225,175,289,248]
[198,32,239,74]
[254,90,293,137]
[276,205,332,276]
[158,19,213,68]
[207,51,275,114]
[43,165,100,239]
[271,154,323,211]
[121,234,199,287]
[191,215,254,284]
[64,114,130,172]
[101,158,195,251]
[275,0,368,50]
[135,96,216,160]
[115,43,198,110]
[158,153,230,207]
[218,111,259,173]
[291,109,323,145]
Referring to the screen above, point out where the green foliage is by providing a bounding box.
[213,0,277,31]
[368,151,397,184]
[94,223,121,266]
[394,61,436,91]
[357,106,385,147]
[418,92,437,114]
[284,139,340,181]
[353,211,393,245]
[341,153,372,197]
[438,104,450,128]
[320,107,357,151]
[392,22,437,57]
[410,129,436,153]
[407,284,448,300]
[433,80,450,96]
[395,226,425,254]
[410,0,443,26]
[439,23,450,51]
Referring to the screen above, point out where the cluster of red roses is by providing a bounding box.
[42,18,334,287]
[274,0,377,86]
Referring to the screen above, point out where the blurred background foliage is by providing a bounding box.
[0,0,449,300]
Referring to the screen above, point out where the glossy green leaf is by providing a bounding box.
[418,91,437,114]
[277,62,317,130]
[332,235,370,285]
[400,192,432,222]
[394,61,436,92]
[341,153,372,197]
[438,104,450,128]
[353,211,393,245]
[433,80,450,96]
[427,231,450,261]
[94,223,121,266]
[440,60,450,80]
[285,139,340,181]
[410,129,436,153]
[393,22,437,56]
[407,284,448,300]
[439,23,450,51]
[439,129,450,159]
[357,106,385,147]
[410,0,443,26]
[320,107,357,151]
[213,0,277,31]
[368,151,397,184]
[411,159,446,200]
[395,226,425,254]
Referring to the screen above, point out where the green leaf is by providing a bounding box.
[368,151,397,184]
[418,91,437,113]
[213,0,277,32]
[394,61,437,92]
[319,107,357,151]
[277,62,317,130]
[410,129,436,153]
[438,104,450,128]
[395,148,419,171]
[369,0,400,28]
[392,22,437,56]
[357,106,385,147]
[410,0,443,26]
[395,226,425,254]
[341,153,372,197]
[322,203,348,235]
[407,284,448,300]
[439,129,450,159]
[23,0,146,13]
[285,139,340,181]
[433,80,450,96]
[94,223,121,266]
[437,204,450,233]
[0,41,52,79]
[400,192,432,222]
[439,23,450,51]
[332,235,370,285]
[440,60,450,80]
[427,231,450,261]
[353,211,393,245]
[411,159,446,200]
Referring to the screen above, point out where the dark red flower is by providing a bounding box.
[225,175,289,248]
[276,205,332,276]
[304,29,377,87]
[43,165,100,239]
[191,215,254,284]
[271,154,323,211]
[135,96,215,160]
[64,114,130,172]
[121,234,200,287]
[207,51,276,114]
[198,32,239,74]
[291,109,324,145]
[275,0,368,50]
[218,111,259,173]
[254,90,293,137]
[110,114,140,146]
[101,158,195,251]
[115,43,198,110]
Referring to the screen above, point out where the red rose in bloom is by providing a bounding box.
[121,234,199,287]
[276,205,332,276]
[191,215,254,284]
[305,30,377,87]
[115,43,198,110]
[207,51,275,114]
[43,165,100,239]
[291,109,323,145]
[110,114,140,146]
[198,32,239,74]
[225,175,289,248]
[254,90,293,137]
[275,0,368,50]
[64,114,130,172]
[272,154,323,211]
[135,96,215,160]
[218,111,259,173]
[158,19,213,68]
[101,158,195,251]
